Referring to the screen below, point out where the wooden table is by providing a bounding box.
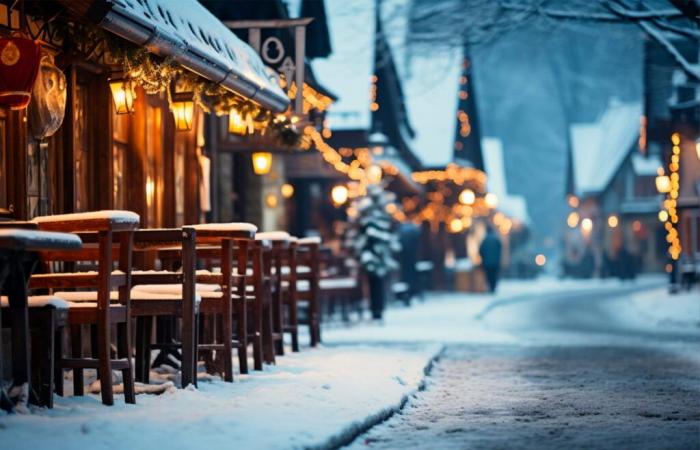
[0,228,82,411]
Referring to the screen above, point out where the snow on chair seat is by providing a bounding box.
[0,295,69,309]
[0,229,83,250]
[32,210,140,224]
[298,236,322,245]
[297,277,357,292]
[136,283,221,294]
[255,231,291,241]
[190,222,257,233]
[53,290,202,304]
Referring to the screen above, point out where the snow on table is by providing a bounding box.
[32,210,140,224]
[0,344,439,450]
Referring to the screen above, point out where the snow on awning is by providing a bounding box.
[481,137,531,225]
[94,0,289,112]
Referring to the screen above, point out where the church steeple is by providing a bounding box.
[453,45,484,170]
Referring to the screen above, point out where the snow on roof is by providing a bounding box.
[631,153,662,176]
[481,137,530,224]
[105,0,287,110]
[312,0,374,130]
[570,100,642,197]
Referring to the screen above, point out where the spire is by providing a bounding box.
[453,45,484,170]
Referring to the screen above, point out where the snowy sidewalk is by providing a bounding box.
[1,344,439,450]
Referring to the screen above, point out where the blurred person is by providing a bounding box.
[479,226,502,292]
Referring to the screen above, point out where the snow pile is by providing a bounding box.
[1,345,439,450]
[619,287,700,330]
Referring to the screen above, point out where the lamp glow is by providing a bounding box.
[366,165,383,184]
[331,185,349,206]
[485,193,498,209]
[458,188,475,205]
[655,174,671,193]
[251,152,273,175]
[567,211,580,228]
[607,215,618,228]
[281,183,294,198]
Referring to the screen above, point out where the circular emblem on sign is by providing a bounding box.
[1,41,20,66]
[261,37,284,65]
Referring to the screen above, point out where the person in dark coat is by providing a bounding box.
[479,226,503,292]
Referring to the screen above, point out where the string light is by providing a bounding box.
[662,132,682,260]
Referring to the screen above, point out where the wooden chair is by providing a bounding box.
[256,232,295,357]
[30,211,139,406]
[190,223,256,380]
[295,237,322,346]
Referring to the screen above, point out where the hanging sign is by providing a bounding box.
[0,37,41,110]
[225,18,312,116]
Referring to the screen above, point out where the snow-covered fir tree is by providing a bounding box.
[345,184,401,277]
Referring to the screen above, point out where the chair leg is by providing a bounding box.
[142,317,153,384]
[54,326,64,397]
[96,321,114,406]
[236,299,248,375]
[135,317,146,383]
[117,322,135,404]
[39,310,56,408]
[70,325,84,396]
[289,298,299,353]
[221,310,234,382]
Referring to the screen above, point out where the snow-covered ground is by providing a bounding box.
[2,345,439,450]
[3,275,695,450]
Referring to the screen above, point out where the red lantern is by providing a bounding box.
[0,37,41,110]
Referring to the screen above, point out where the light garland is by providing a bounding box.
[662,132,682,260]
[411,164,487,190]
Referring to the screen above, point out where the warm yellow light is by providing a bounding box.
[658,210,668,222]
[535,254,546,266]
[331,185,349,206]
[581,218,593,236]
[671,132,680,146]
[265,193,278,208]
[567,211,580,228]
[366,165,383,184]
[567,195,579,208]
[385,203,398,214]
[251,152,273,175]
[109,78,136,114]
[172,100,194,131]
[632,220,642,233]
[695,138,700,160]
[228,109,250,135]
[281,183,294,198]
[458,188,475,205]
[449,218,464,233]
[655,175,671,193]
[607,215,618,228]
[485,193,498,209]
[346,206,358,218]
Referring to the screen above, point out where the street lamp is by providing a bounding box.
[169,80,195,131]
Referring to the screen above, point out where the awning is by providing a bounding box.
[80,0,290,112]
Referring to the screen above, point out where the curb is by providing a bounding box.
[307,345,446,450]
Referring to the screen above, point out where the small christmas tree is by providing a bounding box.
[345,184,401,319]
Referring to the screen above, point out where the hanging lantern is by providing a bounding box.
[0,37,41,110]
[169,79,195,131]
[109,76,136,114]
[228,108,252,135]
[28,52,67,139]
[251,152,273,175]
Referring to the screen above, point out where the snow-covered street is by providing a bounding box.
[346,277,700,449]
[2,276,698,450]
